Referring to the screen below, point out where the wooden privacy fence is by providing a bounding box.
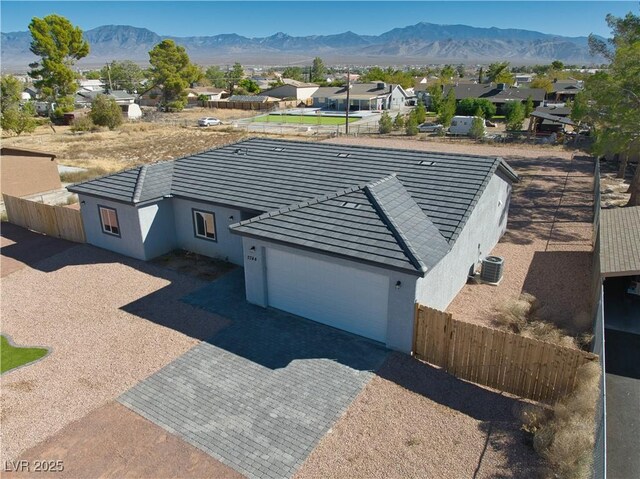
[413,305,598,404]
[3,194,85,243]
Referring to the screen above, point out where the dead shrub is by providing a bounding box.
[70,116,99,133]
[494,293,583,349]
[522,361,601,479]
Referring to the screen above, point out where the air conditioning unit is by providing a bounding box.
[481,256,504,284]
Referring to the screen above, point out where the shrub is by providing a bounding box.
[522,362,601,479]
[378,111,392,134]
[469,114,486,139]
[393,113,405,130]
[494,293,582,349]
[456,98,497,119]
[70,116,98,132]
[504,100,525,130]
[405,112,418,136]
[414,100,427,124]
[90,94,123,130]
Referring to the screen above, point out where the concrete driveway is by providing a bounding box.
[119,269,389,479]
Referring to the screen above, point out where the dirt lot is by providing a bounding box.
[0,108,266,174]
[3,402,243,479]
[0,241,230,464]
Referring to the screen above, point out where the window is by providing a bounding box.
[193,209,216,241]
[99,206,120,236]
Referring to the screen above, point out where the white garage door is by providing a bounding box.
[266,248,390,342]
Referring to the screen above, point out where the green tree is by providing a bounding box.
[405,111,418,136]
[1,102,38,136]
[469,109,486,139]
[551,60,564,71]
[478,66,484,84]
[311,57,326,83]
[393,112,405,130]
[1,75,22,114]
[456,64,466,78]
[531,76,554,93]
[238,78,261,94]
[524,95,535,117]
[228,63,245,93]
[90,94,123,130]
[584,10,640,203]
[101,61,145,92]
[378,111,392,134]
[282,66,304,81]
[486,62,514,84]
[414,100,427,124]
[439,65,455,84]
[438,88,457,127]
[456,98,496,118]
[28,14,89,114]
[427,84,443,113]
[504,101,525,130]
[85,70,101,80]
[148,39,201,111]
[205,66,227,89]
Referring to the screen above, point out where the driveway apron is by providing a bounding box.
[119,269,389,479]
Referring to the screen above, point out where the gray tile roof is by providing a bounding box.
[600,206,640,277]
[444,83,546,103]
[230,174,451,274]
[68,138,518,266]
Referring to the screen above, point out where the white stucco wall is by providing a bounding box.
[415,170,512,310]
[77,194,145,260]
[173,198,245,265]
[240,237,418,353]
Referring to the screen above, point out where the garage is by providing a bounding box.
[265,248,390,342]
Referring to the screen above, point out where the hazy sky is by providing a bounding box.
[1,1,637,38]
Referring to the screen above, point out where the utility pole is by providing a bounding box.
[106,62,113,91]
[345,66,351,135]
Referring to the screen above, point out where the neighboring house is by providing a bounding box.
[530,105,575,133]
[187,87,227,105]
[444,83,546,113]
[78,79,105,91]
[68,138,518,353]
[74,89,141,119]
[0,147,61,198]
[549,79,583,102]
[261,79,319,102]
[311,82,411,110]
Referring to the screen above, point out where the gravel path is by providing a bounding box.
[0,244,228,463]
[295,353,544,479]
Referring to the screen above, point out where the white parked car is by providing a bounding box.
[418,122,443,133]
[198,117,221,127]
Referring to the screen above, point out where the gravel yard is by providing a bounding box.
[0,244,229,463]
[295,353,543,479]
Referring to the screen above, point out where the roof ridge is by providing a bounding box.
[132,165,148,203]
[364,177,428,273]
[230,180,375,229]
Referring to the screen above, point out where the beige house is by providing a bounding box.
[0,147,61,198]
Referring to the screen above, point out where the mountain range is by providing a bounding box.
[0,22,603,70]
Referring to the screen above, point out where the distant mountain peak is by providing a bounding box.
[0,22,602,70]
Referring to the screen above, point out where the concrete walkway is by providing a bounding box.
[119,269,388,479]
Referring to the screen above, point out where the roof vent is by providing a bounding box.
[419,160,435,166]
[337,153,351,158]
[234,147,248,155]
[341,202,360,209]
[272,147,285,152]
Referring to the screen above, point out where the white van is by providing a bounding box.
[449,115,486,136]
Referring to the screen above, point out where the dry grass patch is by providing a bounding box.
[521,361,601,479]
[494,294,592,349]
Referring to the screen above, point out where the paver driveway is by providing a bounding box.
[119,269,388,479]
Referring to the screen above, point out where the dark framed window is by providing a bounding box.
[98,205,120,237]
[193,209,216,241]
